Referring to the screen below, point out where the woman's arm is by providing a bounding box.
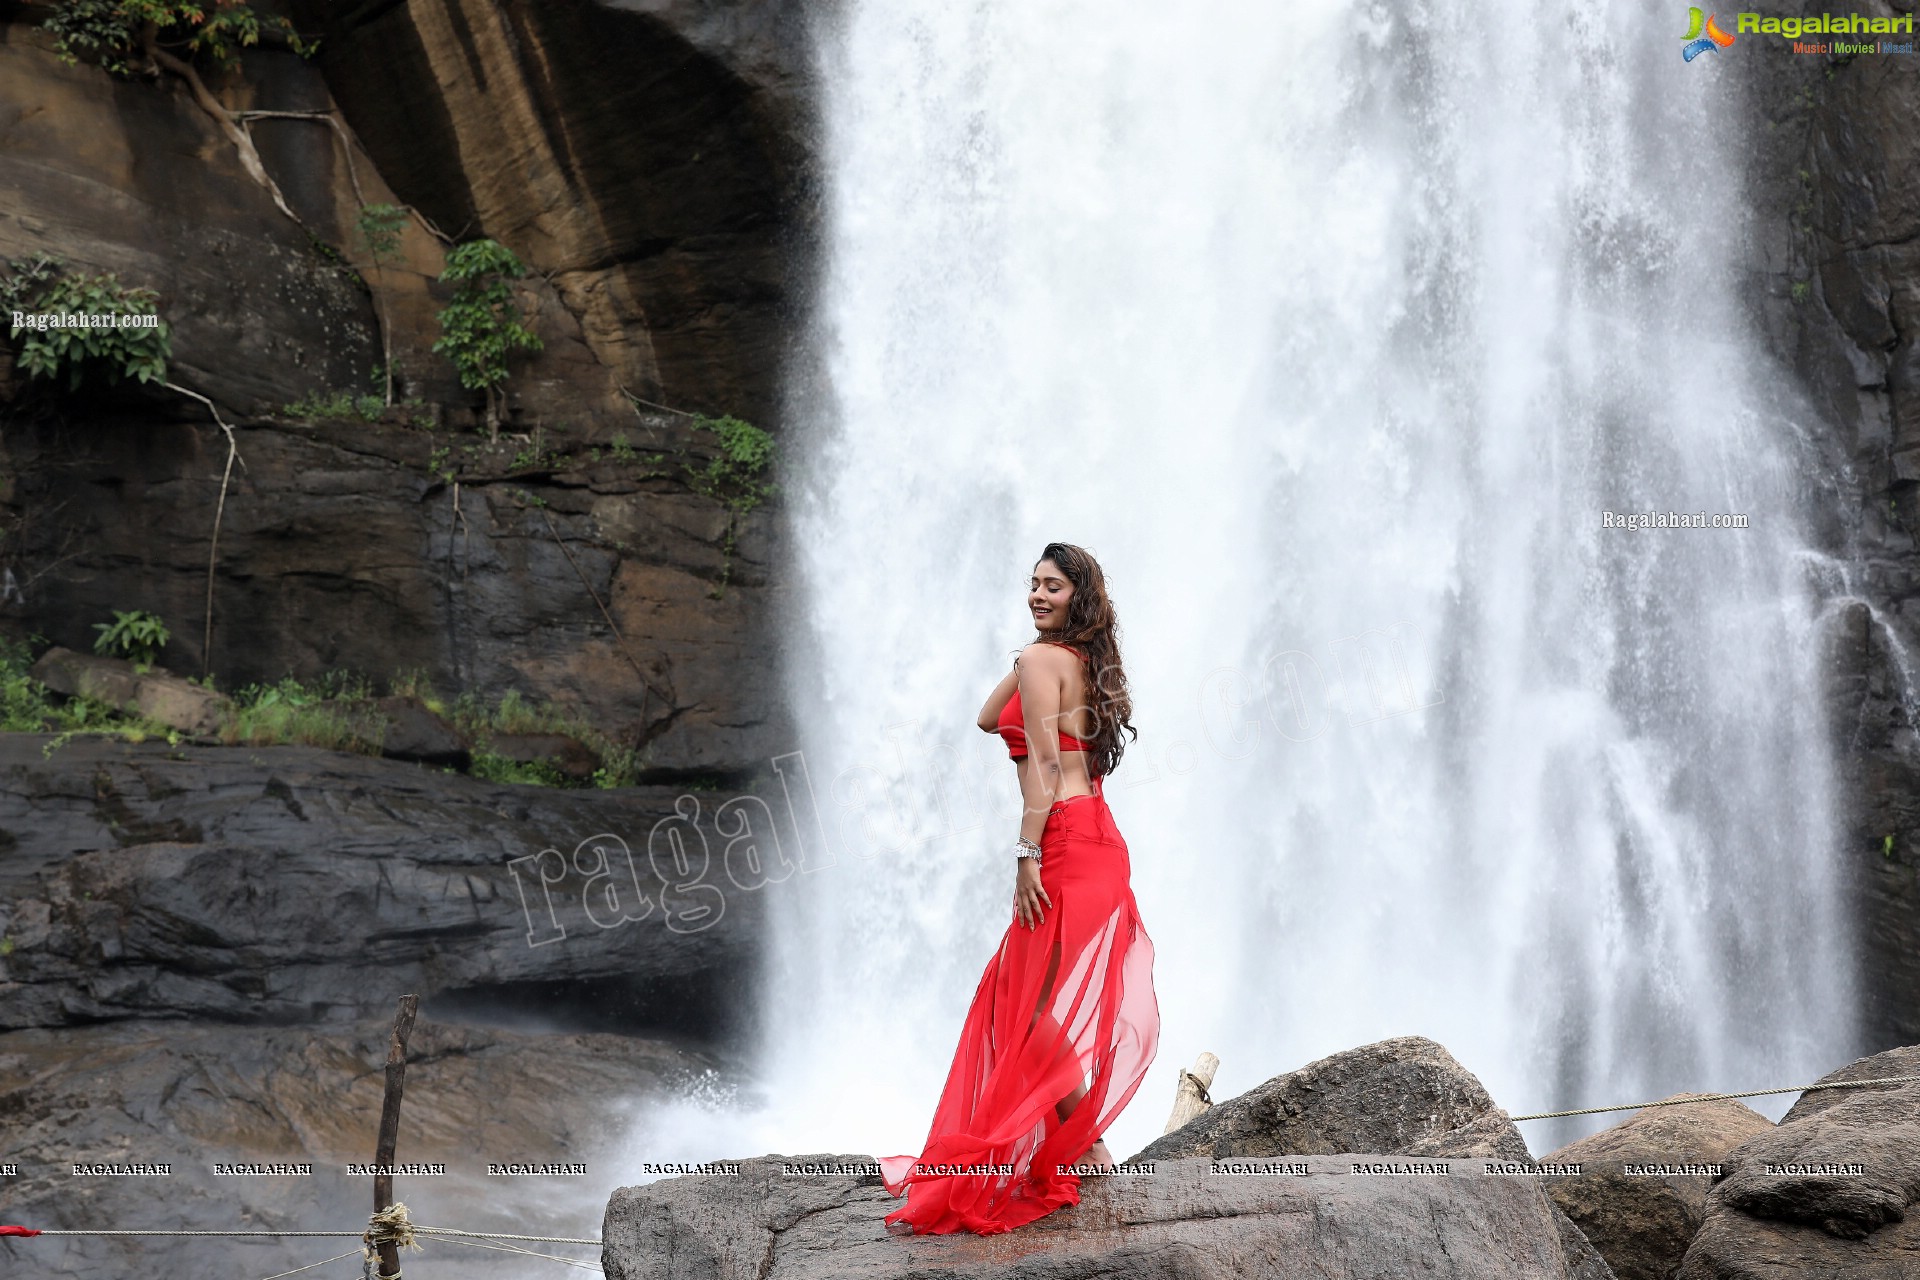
[1011,644,1068,929]
[1015,643,1072,847]
[977,663,1019,733]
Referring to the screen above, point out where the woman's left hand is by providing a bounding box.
[1014,857,1052,929]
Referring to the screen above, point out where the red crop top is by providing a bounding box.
[996,643,1094,761]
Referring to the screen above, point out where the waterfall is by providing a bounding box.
[751,0,1856,1165]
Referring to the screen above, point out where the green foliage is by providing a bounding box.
[1884,833,1897,860]
[450,688,644,789]
[92,609,171,669]
[281,389,386,422]
[509,429,563,473]
[469,750,570,788]
[685,415,777,514]
[0,638,83,732]
[0,254,61,318]
[389,668,447,715]
[42,1,316,76]
[4,260,169,392]
[432,240,543,433]
[356,204,409,268]
[608,433,638,463]
[0,636,169,750]
[220,674,385,753]
[1790,280,1811,304]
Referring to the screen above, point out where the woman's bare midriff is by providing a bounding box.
[1019,749,1096,805]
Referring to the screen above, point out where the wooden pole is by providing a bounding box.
[372,995,419,1280]
[1163,1051,1221,1135]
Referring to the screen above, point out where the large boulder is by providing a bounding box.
[1676,1045,1920,1279]
[374,694,470,767]
[0,737,761,1039]
[1129,1035,1531,1164]
[602,1153,1612,1280]
[486,730,603,781]
[1538,1095,1775,1280]
[30,647,232,736]
[0,1015,706,1279]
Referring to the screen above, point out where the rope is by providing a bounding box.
[423,1234,604,1272]
[1,1226,602,1244]
[413,1226,603,1245]
[360,1201,423,1278]
[1181,1070,1213,1106]
[258,1248,366,1279]
[1511,1072,1920,1121]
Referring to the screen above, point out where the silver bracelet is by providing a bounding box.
[1014,837,1043,861]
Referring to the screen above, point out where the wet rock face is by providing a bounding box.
[1742,20,1920,1049]
[0,28,378,414]
[1,414,786,773]
[295,0,818,429]
[601,1153,1611,1280]
[0,1016,711,1279]
[1130,1035,1532,1165]
[1675,1046,1920,1279]
[1537,1096,1775,1280]
[0,738,764,1040]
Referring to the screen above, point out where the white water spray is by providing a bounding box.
[729,0,1858,1165]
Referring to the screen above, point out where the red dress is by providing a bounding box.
[879,648,1159,1235]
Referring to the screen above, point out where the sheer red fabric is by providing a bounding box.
[880,776,1159,1234]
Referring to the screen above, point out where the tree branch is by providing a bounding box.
[141,29,306,230]
[164,380,244,676]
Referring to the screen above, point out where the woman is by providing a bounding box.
[879,543,1160,1236]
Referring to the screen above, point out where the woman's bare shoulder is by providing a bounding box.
[1016,640,1077,667]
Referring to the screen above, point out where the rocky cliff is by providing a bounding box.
[0,736,765,1037]
[1,409,786,772]
[1740,16,1920,1049]
[289,0,819,430]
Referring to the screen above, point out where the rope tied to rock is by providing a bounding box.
[361,1202,422,1279]
[1181,1069,1213,1106]
[1510,1071,1920,1121]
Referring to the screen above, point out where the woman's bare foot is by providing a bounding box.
[1079,1138,1115,1173]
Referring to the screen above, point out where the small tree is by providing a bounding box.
[431,239,543,441]
[355,202,409,406]
[41,0,313,74]
[93,608,171,670]
[3,257,170,391]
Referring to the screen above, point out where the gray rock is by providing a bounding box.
[0,737,762,1039]
[0,1016,712,1279]
[487,730,603,781]
[1538,1095,1775,1280]
[1129,1035,1531,1164]
[30,648,232,736]
[375,694,470,767]
[601,1153,1611,1280]
[1676,1045,1920,1278]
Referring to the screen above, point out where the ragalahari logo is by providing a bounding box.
[1682,8,1737,60]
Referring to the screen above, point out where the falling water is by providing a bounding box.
[748,0,1856,1165]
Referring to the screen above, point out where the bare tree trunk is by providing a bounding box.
[141,27,305,230]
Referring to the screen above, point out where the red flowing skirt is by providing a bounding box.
[880,776,1159,1235]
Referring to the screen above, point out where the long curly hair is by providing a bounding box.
[1028,542,1137,778]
